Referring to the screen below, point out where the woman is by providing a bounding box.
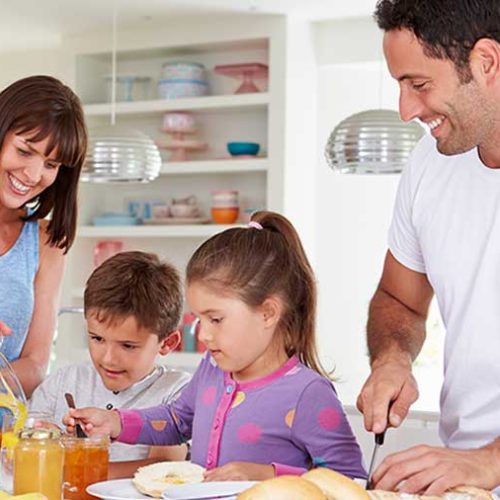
[0,75,87,397]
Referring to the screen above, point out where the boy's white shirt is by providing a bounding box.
[29,362,190,461]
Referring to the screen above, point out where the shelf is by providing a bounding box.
[77,224,235,238]
[160,158,268,175]
[84,93,269,116]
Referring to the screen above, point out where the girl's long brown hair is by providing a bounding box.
[0,75,87,252]
[186,210,329,377]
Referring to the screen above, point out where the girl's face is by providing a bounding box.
[186,281,288,382]
[0,130,61,210]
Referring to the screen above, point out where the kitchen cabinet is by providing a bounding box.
[55,15,288,372]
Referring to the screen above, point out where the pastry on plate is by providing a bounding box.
[236,467,494,500]
[132,461,205,498]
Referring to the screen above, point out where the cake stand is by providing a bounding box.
[214,63,269,94]
[158,128,207,162]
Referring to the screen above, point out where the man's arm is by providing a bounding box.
[357,250,434,433]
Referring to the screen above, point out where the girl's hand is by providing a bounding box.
[63,407,122,438]
[203,462,274,482]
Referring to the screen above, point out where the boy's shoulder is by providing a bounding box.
[47,362,98,384]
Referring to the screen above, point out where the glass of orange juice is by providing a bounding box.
[62,435,110,500]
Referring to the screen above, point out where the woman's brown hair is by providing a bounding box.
[186,210,329,377]
[0,75,87,252]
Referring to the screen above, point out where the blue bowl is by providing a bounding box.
[227,142,260,156]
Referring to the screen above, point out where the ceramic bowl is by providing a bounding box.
[227,142,260,156]
[211,207,239,224]
[211,190,239,208]
[162,112,196,131]
[170,204,199,218]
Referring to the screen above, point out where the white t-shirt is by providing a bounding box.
[389,134,500,450]
[29,363,190,461]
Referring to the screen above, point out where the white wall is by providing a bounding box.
[312,18,443,414]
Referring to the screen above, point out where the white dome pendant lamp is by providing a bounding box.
[81,3,161,183]
[325,52,424,174]
[325,109,424,174]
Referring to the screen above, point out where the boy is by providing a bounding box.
[29,251,190,476]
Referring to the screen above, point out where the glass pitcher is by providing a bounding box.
[0,351,28,426]
[0,351,28,494]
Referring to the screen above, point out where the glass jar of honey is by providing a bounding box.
[62,435,109,500]
[13,427,64,500]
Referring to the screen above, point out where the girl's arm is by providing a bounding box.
[12,222,65,397]
[291,378,368,480]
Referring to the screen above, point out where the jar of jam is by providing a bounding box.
[62,435,109,500]
[13,427,64,500]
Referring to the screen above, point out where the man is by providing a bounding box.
[357,0,500,495]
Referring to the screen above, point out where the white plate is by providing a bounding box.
[161,481,257,500]
[86,478,150,500]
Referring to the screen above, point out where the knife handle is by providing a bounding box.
[375,430,386,446]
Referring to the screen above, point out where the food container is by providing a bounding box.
[62,435,109,500]
[161,62,206,81]
[104,76,152,102]
[158,79,209,99]
[14,427,64,500]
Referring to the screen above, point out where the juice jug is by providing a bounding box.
[63,435,109,500]
[14,427,64,500]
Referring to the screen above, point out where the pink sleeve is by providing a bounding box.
[272,462,307,476]
[115,409,143,444]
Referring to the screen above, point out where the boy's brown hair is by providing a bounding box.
[84,251,183,340]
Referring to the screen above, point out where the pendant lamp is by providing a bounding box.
[81,4,161,183]
[325,109,424,174]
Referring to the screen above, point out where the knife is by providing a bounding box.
[366,429,386,490]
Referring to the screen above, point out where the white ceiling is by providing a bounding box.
[0,0,375,51]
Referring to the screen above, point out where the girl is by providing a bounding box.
[66,211,366,481]
[0,75,87,397]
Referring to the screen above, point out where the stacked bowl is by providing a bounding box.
[211,190,239,224]
[158,62,209,99]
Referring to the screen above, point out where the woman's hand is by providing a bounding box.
[0,320,12,343]
[63,407,122,438]
[203,462,274,482]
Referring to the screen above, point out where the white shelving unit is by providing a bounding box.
[55,15,287,371]
[77,224,234,238]
[84,92,270,116]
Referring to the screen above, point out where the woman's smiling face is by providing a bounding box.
[0,130,61,210]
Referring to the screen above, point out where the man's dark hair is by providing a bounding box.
[374,0,500,82]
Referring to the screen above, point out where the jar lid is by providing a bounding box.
[19,427,62,440]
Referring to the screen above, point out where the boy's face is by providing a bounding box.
[86,312,179,392]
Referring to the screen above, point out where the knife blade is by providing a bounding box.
[366,430,386,490]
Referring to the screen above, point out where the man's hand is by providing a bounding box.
[357,358,418,433]
[63,407,122,438]
[372,444,500,495]
[203,462,274,482]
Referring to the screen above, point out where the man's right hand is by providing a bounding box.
[356,358,419,433]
